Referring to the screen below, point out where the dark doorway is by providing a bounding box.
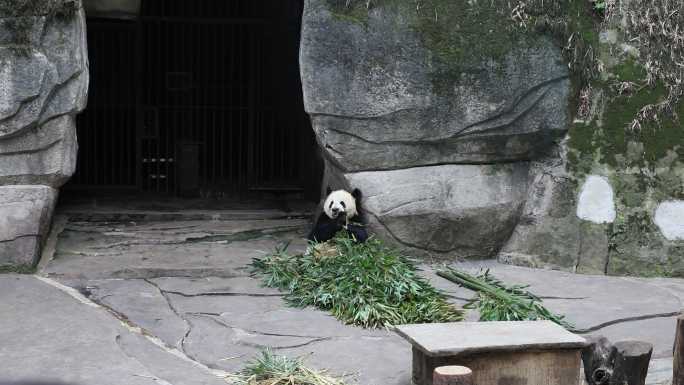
[65,0,320,201]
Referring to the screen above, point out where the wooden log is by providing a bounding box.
[581,336,652,385]
[433,366,473,385]
[581,335,614,385]
[609,341,653,385]
[674,315,684,385]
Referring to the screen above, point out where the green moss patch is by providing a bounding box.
[569,84,684,169]
[325,0,554,94]
[252,233,463,328]
[0,264,36,274]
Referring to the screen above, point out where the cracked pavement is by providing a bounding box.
[1,213,682,385]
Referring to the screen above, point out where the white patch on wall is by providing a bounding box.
[654,201,684,240]
[576,175,616,223]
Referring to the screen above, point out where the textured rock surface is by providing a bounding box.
[499,162,611,274]
[45,217,310,280]
[301,1,569,172]
[347,163,529,259]
[0,274,227,385]
[299,0,684,274]
[0,3,87,185]
[300,0,570,259]
[0,0,88,266]
[499,160,581,270]
[0,185,57,267]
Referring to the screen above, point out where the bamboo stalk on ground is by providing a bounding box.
[436,267,574,331]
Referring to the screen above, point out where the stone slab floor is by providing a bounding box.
[2,212,681,385]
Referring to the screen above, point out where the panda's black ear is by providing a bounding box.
[325,186,333,196]
[351,188,362,200]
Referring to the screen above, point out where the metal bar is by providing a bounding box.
[135,14,145,191]
[140,16,268,25]
[225,22,231,188]
[211,22,217,186]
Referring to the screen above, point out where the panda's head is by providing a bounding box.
[323,187,361,220]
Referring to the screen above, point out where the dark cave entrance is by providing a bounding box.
[62,0,321,204]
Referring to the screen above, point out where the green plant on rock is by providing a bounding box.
[251,233,463,329]
[589,0,613,15]
[620,0,684,128]
[0,264,36,274]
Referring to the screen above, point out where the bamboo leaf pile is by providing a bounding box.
[251,233,463,329]
[225,350,348,385]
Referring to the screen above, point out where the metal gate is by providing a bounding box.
[70,21,138,190]
[68,0,317,198]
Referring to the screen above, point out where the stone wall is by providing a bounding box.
[301,0,684,276]
[501,1,684,276]
[301,0,570,260]
[0,0,88,268]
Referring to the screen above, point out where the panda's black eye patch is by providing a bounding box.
[340,201,346,208]
[329,201,333,208]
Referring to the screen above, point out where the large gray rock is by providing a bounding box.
[346,163,529,259]
[0,115,78,185]
[300,0,570,259]
[301,0,569,172]
[0,185,57,267]
[0,4,87,148]
[0,1,88,266]
[498,160,611,274]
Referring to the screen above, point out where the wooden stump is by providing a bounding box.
[581,336,613,385]
[433,366,473,385]
[610,341,652,385]
[673,315,684,385]
[581,336,652,385]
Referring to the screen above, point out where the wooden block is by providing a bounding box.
[396,321,587,385]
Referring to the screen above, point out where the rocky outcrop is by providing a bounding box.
[301,0,684,274]
[0,185,58,267]
[499,157,612,274]
[347,164,529,259]
[0,0,88,267]
[302,2,569,173]
[301,0,570,259]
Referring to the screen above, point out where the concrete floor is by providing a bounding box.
[2,210,680,385]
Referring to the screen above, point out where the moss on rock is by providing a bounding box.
[0,264,36,274]
[568,61,684,276]
[324,0,568,94]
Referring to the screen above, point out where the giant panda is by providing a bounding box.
[308,187,368,243]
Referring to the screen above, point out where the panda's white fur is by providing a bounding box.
[323,189,358,220]
[309,187,367,243]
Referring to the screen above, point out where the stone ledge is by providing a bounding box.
[0,184,57,266]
